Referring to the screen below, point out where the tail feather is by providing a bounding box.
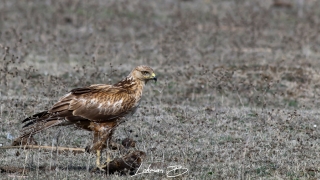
[20,119,65,138]
[12,111,70,146]
[22,111,49,124]
[23,116,58,129]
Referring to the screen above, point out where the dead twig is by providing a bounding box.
[0,145,85,154]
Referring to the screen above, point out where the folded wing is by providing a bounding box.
[49,84,136,122]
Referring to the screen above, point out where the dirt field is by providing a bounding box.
[1,0,320,179]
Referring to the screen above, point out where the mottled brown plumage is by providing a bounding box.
[12,65,157,169]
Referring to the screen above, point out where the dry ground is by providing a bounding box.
[1,0,320,179]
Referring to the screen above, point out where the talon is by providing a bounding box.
[97,165,107,172]
[92,150,107,172]
[96,150,102,167]
[91,165,107,173]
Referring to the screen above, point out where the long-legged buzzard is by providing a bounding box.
[12,65,157,170]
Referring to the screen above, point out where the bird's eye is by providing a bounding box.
[141,71,149,75]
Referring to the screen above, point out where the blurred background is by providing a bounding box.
[1,0,320,179]
[1,0,320,109]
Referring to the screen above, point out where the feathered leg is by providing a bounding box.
[93,132,103,170]
[90,123,115,171]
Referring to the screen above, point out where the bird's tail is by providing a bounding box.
[12,111,68,146]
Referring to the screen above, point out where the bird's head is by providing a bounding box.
[131,65,157,83]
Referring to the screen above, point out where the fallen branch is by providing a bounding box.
[0,165,29,174]
[0,145,85,154]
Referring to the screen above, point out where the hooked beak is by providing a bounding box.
[151,73,157,82]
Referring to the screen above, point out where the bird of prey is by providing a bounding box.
[12,65,157,170]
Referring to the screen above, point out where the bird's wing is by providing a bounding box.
[49,84,136,122]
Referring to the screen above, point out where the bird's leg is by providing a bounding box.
[105,128,116,163]
[96,149,101,167]
[95,149,108,172]
[89,123,118,172]
[96,135,115,171]
[93,131,100,166]
[90,131,106,172]
[91,129,113,171]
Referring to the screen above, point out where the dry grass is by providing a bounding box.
[1,0,320,179]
